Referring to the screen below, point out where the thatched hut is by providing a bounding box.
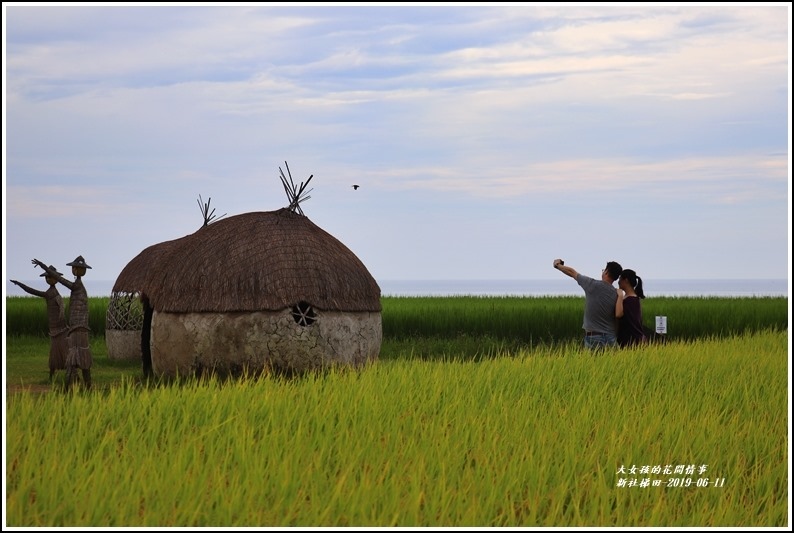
[135,207,381,377]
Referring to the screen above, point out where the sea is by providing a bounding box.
[4,278,789,298]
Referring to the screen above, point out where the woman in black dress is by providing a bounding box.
[615,269,647,348]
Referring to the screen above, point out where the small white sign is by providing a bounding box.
[656,316,667,335]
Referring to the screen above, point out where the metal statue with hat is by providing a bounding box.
[32,255,93,388]
[10,266,70,381]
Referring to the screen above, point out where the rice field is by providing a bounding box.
[3,296,790,527]
[5,295,788,342]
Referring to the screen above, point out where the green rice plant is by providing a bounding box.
[641,296,788,339]
[381,296,584,343]
[5,296,787,342]
[5,296,109,337]
[381,296,787,343]
[5,330,788,527]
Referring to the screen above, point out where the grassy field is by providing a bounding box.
[4,296,790,527]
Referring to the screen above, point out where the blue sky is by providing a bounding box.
[3,3,791,287]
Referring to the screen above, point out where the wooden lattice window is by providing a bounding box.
[106,292,144,331]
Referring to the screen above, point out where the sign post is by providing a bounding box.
[655,316,667,335]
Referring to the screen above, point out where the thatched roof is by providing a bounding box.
[111,236,191,295]
[136,208,381,313]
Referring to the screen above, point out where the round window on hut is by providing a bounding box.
[291,301,316,327]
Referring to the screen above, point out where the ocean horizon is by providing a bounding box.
[4,278,789,298]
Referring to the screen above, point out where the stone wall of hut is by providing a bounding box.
[149,309,381,377]
[106,330,142,361]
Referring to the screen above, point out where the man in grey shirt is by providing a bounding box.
[553,258,623,350]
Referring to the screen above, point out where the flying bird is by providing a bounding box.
[351,184,360,190]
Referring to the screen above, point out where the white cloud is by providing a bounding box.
[364,153,788,202]
[6,185,137,218]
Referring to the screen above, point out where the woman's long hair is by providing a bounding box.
[620,269,645,298]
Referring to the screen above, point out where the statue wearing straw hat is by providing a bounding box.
[32,256,93,388]
[10,266,70,381]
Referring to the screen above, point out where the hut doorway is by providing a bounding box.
[141,295,153,378]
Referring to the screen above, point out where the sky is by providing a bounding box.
[3,2,792,289]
